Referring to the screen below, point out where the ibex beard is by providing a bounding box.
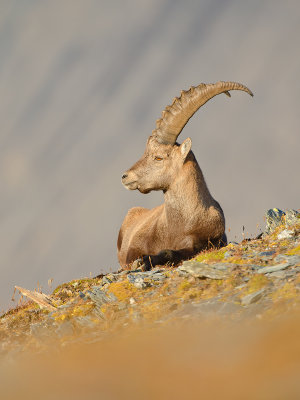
[118,81,253,270]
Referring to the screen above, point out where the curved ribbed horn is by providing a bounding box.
[152,81,253,145]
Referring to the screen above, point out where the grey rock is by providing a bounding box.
[285,209,299,226]
[149,273,167,282]
[275,254,289,263]
[249,265,263,271]
[179,261,230,279]
[259,250,276,257]
[257,262,290,274]
[277,229,294,240]
[257,255,300,274]
[275,255,300,265]
[102,276,113,285]
[224,251,234,259]
[268,270,296,279]
[264,208,299,235]
[127,273,151,289]
[241,288,267,306]
[265,208,286,234]
[285,255,300,266]
[87,286,116,308]
[212,263,234,271]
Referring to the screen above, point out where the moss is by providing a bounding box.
[177,280,193,293]
[52,277,102,296]
[225,256,253,265]
[223,275,241,291]
[245,274,269,295]
[286,245,300,256]
[107,279,150,303]
[195,248,227,263]
[7,305,48,331]
[71,303,95,317]
[271,282,299,302]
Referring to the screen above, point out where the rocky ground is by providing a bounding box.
[1,209,300,399]
[1,208,299,350]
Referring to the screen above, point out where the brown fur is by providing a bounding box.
[118,81,252,269]
[118,137,225,269]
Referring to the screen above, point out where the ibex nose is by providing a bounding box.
[122,174,128,180]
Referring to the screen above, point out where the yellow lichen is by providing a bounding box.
[286,245,300,256]
[245,274,269,295]
[226,256,252,265]
[107,279,151,303]
[177,280,193,293]
[271,282,299,302]
[71,303,95,317]
[195,248,227,263]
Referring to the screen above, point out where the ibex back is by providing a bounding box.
[118,81,253,270]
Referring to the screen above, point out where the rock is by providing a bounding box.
[275,255,300,265]
[264,208,299,235]
[265,208,286,234]
[149,273,167,282]
[178,261,230,279]
[257,262,290,274]
[212,263,234,271]
[257,255,300,274]
[259,251,276,257]
[268,270,296,279]
[277,229,294,240]
[241,288,266,306]
[285,209,299,226]
[127,274,151,289]
[287,255,300,266]
[86,286,116,308]
[102,276,113,285]
[224,250,234,259]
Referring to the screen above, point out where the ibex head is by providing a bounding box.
[122,81,253,194]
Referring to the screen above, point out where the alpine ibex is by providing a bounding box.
[118,81,253,270]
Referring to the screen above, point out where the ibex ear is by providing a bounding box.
[180,137,192,161]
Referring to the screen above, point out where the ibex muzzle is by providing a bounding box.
[118,81,253,270]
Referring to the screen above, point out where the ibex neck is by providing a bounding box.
[164,156,214,219]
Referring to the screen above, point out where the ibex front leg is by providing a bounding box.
[138,234,228,271]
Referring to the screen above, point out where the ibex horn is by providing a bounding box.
[152,81,253,145]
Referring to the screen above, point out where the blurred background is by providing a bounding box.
[0,0,299,310]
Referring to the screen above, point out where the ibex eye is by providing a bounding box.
[155,156,163,161]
